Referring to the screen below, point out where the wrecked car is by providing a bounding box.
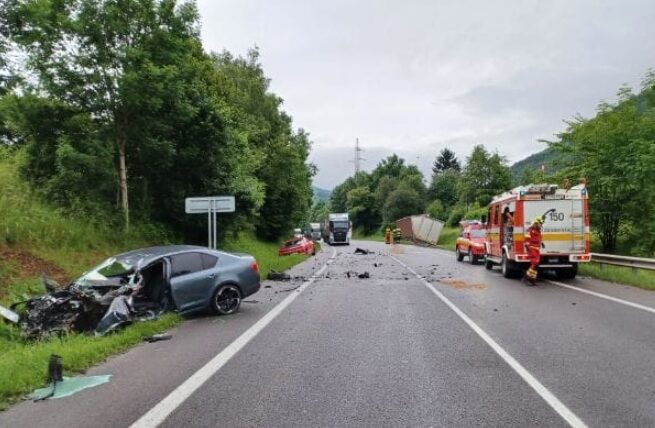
[278,236,315,256]
[8,245,261,339]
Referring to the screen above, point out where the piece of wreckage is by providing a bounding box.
[5,246,261,339]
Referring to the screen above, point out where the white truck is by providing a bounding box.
[322,213,352,245]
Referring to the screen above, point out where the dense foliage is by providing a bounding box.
[323,147,511,233]
[0,0,313,242]
[550,74,655,255]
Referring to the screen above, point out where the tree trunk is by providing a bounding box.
[117,132,129,230]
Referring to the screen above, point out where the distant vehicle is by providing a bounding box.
[306,223,322,241]
[484,183,591,279]
[293,228,303,237]
[322,213,351,245]
[456,221,486,264]
[279,236,315,256]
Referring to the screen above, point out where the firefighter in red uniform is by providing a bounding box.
[525,217,544,283]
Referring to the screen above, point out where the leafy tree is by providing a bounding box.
[426,200,446,220]
[7,0,203,228]
[308,200,329,223]
[346,186,378,233]
[459,145,511,206]
[432,148,460,174]
[382,182,425,224]
[551,80,655,254]
[428,168,460,208]
[329,176,357,212]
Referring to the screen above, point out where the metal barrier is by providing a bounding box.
[591,253,655,271]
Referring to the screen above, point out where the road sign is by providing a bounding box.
[185,196,235,214]
[185,196,235,249]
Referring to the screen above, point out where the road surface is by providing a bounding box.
[2,240,655,427]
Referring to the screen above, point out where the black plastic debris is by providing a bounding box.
[354,248,372,255]
[143,333,172,343]
[267,271,292,281]
[358,272,370,279]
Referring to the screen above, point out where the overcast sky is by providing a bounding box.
[197,0,655,189]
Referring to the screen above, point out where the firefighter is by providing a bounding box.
[525,217,544,283]
[384,228,391,244]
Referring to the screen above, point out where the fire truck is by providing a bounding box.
[484,183,591,279]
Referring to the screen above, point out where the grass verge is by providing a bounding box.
[436,227,459,250]
[579,263,655,291]
[0,153,314,409]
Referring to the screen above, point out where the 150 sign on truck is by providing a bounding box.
[484,183,591,279]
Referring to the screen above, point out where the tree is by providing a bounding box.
[382,183,425,224]
[428,168,460,208]
[551,81,655,254]
[459,145,511,207]
[7,0,203,228]
[346,186,378,233]
[432,148,460,174]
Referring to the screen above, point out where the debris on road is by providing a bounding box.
[267,271,292,281]
[358,272,370,279]
[354,248,372,255]
[345,271,371,279]
[0,303,19,323]
[29,375,112,401]
[143,333,172,343]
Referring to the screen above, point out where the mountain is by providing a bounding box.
[312,186,331,202]
[510,147,567,184]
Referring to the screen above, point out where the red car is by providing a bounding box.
[278,236,315,256]
[455,221,486,264]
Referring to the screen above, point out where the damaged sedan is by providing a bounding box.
[9,246,261,339]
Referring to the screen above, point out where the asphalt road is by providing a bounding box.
[2,240,655,427]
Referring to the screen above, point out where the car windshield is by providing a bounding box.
[470,230,485,238]
[76,257,135,286]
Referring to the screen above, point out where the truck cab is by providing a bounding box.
[322,213,352,245]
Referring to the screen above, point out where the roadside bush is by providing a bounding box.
[446,205,466,227]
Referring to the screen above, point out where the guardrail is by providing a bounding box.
[591,253,655,271]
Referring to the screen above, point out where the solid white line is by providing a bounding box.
[546,279,655,315]
[390,255,588,428]
[130,247,338,428]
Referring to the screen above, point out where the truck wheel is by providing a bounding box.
[556,264,578,280]
[501,253,520,279]
[468,249,476,265]
[456,248,464,262]
[484,256,493,270]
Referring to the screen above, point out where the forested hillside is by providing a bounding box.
[0,0,313,244]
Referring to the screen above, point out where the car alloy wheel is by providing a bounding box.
[212,284,241,315]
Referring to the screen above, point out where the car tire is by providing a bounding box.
[211,284,242,315]
[456,248,464,262]
[484,256,493,270]
[468,248,476,265]
[501,252,520,279]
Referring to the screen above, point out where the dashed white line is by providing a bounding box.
[546,279,655,315]
[130,247,338,428]
[390,255,588,428]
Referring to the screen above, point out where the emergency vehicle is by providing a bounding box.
[484,183,591,279]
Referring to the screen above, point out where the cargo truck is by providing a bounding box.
[322,213,351,245]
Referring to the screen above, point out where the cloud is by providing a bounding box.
[197,0,655,188]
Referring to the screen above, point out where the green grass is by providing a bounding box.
[579,263,655,291]
[437,227,459,250]
[224,234,312,279]
[0,153,313,409]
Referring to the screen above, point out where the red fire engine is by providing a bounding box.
[484,183,591,279]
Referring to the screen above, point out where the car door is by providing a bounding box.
[169,252,217,312]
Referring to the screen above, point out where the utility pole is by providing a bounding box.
[353,137,364,176]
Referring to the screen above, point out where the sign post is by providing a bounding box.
[185,196,235,249]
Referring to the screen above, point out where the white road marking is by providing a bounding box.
[130,247,338,428]
[390,255,588,428]
[546,279,655,315]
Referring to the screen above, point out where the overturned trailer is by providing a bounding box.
[395,215,444,246]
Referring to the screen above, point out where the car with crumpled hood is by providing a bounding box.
[11,245,261,338]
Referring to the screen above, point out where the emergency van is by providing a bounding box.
[484,183,591,279]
